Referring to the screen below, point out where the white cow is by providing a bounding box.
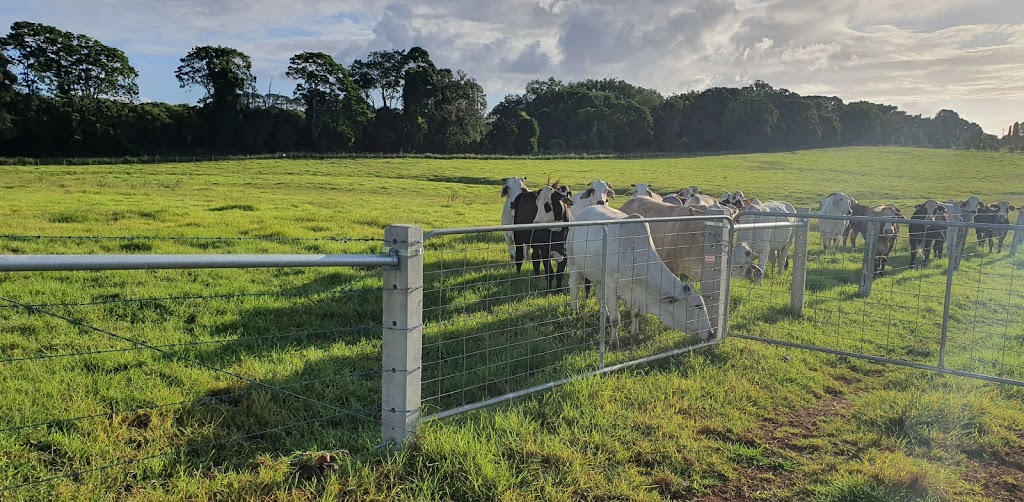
[819,192,856,252]
[625,183,664,202]
[684,194,718,207]
[571,180,615,213]
[734,200,797,282]
[500,177,529,261]
[679,186,702,199]
[663,194,684,205]
[567,205,715,347]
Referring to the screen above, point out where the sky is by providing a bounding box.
[2,0,1024,135]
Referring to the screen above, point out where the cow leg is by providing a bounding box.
[514,243,526,273]
[531,247,542,276]
[629,309,640,338]
[569,267,583,313]
[600,283,620,349]
[921,238,931,265]
[997,233,1007,253]
[505,231,515,262]
[909,237,919,266]
[584,278,592,298]
[554,256,567,290]
[779,239,793,273]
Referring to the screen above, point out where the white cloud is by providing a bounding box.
[2,0,1023,133]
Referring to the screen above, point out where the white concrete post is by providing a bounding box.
[381,224,423,449]
[857,221,879,298]
[790,208,810,316]
[700,208,730,340]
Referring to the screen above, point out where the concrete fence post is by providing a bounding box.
[790,208,810,315]
[701,208,731,339]
[381,224,424,449]
[1010,211,1024,258]
[857,221,879,298]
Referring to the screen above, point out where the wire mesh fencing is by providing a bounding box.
[729,211,1024,385]
[419,214,730,419]
[0,235,397,497]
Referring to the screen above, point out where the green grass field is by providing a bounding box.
[2,147,1024,500]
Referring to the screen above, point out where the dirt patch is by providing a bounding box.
[692,381,860,501]
[963,447,1024,502]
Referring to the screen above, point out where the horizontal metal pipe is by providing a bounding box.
[785,212,1023,232]
[424,215,732,241]
[733,221,805,231]
[0,253,398,272]
[731,334,1024,388]
[423,338,722,421]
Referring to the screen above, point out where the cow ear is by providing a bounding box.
[501,177,508,182]
[1010,205,1018,211]
[581,188,594,198]
[607,190,616,199]
[682,283,692,293]
[501,186,509,197]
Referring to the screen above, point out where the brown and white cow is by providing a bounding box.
[844,202,904,247]
[619,197,760,282]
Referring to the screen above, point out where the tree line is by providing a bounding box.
[0,21,1003,158]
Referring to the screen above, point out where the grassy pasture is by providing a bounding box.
[1,147,1023,500]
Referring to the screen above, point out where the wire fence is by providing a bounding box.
[0,240,401,496]
[729,211,1024,384]
[419,214,729,419]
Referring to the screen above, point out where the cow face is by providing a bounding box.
[996,200,1017,218]
[656,283,715,341]
[581,180,613,206]
[627,183,654,197]
[720,191,746,208]
[679,186,701,199]
[533,184,572,224]
[730,242,764,283]
[501,177,528,200]
[958,196,983,221]
[826,192,855,216]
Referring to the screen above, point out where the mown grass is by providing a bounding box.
[1,147,1023,500]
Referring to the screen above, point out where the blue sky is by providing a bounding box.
[3,0,1024,134]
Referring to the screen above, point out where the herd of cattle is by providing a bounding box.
[497,177,1020,346]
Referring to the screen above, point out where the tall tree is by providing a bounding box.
[175,45,256,110]
[349,49,406,109]
[515,111,539,154]
[0,21,138,100]
[426,69,487,152]
[286,51,370,150]
[0,52,16,138]
[175,45,257,150]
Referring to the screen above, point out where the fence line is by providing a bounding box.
[2,212,1022,494]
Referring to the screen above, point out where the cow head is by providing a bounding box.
[825,192,855,216]
[556,184,572,199]
[626,183,655,198]
[958,195,983,221]
[533,182,573,224]
[655,282,715,342]
[995,200,1017,218]
[580,179,615,206]
[678,185,702,199]
[720,191,746,208]
[730,242,765,283]
[500,177,528,200]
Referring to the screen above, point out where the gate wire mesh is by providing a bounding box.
[729,213,1024,384]
[0,235,398,497]
[420,216,727,418]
